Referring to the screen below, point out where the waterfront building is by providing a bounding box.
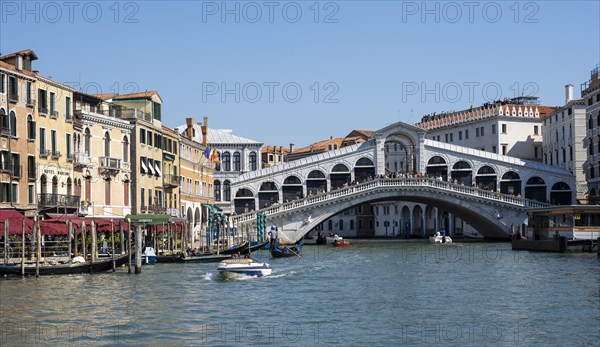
[175,122,263,213]
[582,66,600,203]
[97,91,166,215]
[72,91,133,218]
[35,74,76,216]
[261,145,290,168]
[541,85,588,203]
[161,125,181,217]
[179,117,215,242]
[415,97,558,161]
[286,136,343,162]
[1,50,81,216]
[0,49,38,215]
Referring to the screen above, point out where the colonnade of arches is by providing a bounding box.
[425,156,573,205]
[224,157,376,214]
[371,202,462,238]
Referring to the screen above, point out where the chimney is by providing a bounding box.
[201,116,208,146]
[185,117,194,140]
[289,143,295,152]
[16,55,23,70]
[565,84,573,104]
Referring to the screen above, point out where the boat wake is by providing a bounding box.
[203,272,214,281]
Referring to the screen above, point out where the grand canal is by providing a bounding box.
[1,241,598,346]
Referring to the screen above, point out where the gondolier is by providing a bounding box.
[268,227,278,251]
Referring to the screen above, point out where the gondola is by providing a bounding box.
[221,242,249,255]
[248,240,269,253]
[179,253,233,263]
[155,253,184,263]
[0,255,128,276]
[269,241,304,258]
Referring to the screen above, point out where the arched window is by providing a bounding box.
[249,152,257,171]
[122,136,129,162]
[0,108,7,134]
[66,177,72,196]
[339,219,344,230]
[52,176,58,195]
[9,111,16,137]
[84,128,91,154]
[40,175,47,195]
[214,180,221,201]
[223,180,231,201]
[222,152,231,171]
[104,132,111,157]
[27,114,35,140]
[233,152,241,171]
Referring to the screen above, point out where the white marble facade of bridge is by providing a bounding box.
[228,121,575,241]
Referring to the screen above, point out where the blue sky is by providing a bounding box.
[1,1,599,147]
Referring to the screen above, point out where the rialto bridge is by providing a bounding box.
[225,122,574,242]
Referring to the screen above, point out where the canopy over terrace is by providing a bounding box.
[40,216,132,235]
[0,209,34,234]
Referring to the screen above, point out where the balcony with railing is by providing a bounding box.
[163,174,180,188]
[26,97,35,108]
[38,193,80,209]
[114,108,152,122]
[39,107,48,115]
[0,127,11,137]
[0,162,21,178]
[73,151,91,167]
[99,157,121,172]
[51,151,61,160]
[66,153,74,162]
[581,66,600,97]
[50,111,58,119]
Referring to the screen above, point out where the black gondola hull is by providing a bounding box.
[0,255,128,276]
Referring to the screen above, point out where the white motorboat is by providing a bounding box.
[217,258,272,278]
[142,247,157,264]
[429,232,452,244]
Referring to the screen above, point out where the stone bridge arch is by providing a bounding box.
[263,185,528,243]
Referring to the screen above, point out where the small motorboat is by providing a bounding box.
[326,234,342,244]
[217,258,272,278]
[333,240,351,247]
[429,232,452,244]
[142,247,157,264]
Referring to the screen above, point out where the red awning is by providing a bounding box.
[39,217,131,235]
[0,209,34,235]
[39,220,70,235]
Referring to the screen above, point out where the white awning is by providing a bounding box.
[141,159,147,174]
[147,160,154,175]
[155,163,161,176]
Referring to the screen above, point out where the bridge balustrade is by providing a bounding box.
[232,178,551,224]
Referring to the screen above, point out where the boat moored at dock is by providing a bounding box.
[511,206,600,253]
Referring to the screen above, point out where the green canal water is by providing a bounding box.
[1,241,598,346]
